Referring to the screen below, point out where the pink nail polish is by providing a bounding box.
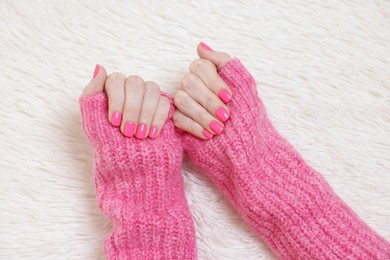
[218,89,232,103]
[135,123,147,139]
[93,64,100,78]
[200,41,212,51]
[209,120,224,135]
[202,129,213,139]
[124,121,136,137]
[215,107,229,122]
[111,112,122,127]
[149,125,158,139]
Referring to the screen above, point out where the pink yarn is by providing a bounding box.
[180,59,390,259]
[79,59,389,259]
[79,93,197,259]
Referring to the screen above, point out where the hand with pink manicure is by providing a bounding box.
[83,65,171,140]
[173,42,233,139]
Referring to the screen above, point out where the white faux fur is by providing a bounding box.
[1,1,389,259]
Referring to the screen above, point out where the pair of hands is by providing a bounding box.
[82,42,232,140]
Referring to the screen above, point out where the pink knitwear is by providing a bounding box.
[180,59,390,259]
[79,93,197,259]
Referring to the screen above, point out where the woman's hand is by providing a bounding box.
[82,65,170,139]
[79,65,196,259]
[173,42,233,139]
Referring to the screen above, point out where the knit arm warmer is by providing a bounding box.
[180,59,390,259]
[80,93,196,259]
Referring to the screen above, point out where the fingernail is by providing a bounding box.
[200,41,212,51]
[149,125,158,139]
[218,89,232,103]
[111,112,122,127]
[124,121,136,137]
[215,107,229,122]
[209,120,224,135]
[202,129,213,139]
[135,123,147,139]
[93,64,100,78]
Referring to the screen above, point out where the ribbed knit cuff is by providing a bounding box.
[79,92,197,259]
[219,58,256,92]
[234,128,390,259]
[79,93,109,148]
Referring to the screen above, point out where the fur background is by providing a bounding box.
[1,1,389,259]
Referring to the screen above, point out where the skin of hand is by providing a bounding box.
[173,42,234,139]
[83,65,170,140]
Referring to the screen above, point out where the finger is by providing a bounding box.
[135,81,160,139]
[104,72,126,127]
[121,76,145,137]
[174,90,224,135]
[182,73,230,123]
[197,42,231,71]
[82,64,107,95]
[173,110,213,140]
[149,95,170,139]
[189,58,232,104]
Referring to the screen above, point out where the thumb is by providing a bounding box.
[197,42,232,71]
[82,64,107,96]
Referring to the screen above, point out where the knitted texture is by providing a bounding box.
[79,93,196,260]
[180,59,390,259]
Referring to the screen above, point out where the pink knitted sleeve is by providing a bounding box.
[79,93,196,259]
[180,59,390,259]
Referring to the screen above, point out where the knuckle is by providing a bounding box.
[107,72,125,83]
[202,93,215,109]
[189,58,213,73]
[109,99,122,108]
[185,123,195,134]
[174,90,189,107]
[105,72,126,89]
[182,73,198,86]
[145,81,160,93]
[197,111,209,123]
[125,105,140,118]
[172,112,190,132]
[142,108,154,117]
[181,73,198,92]
[209,75,222,88]
[126,75,144,86]
[219,51,231,61]
[160,96,170,108]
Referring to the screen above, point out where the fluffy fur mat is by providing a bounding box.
[1,1,389,259]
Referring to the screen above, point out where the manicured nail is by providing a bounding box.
[200,41,212,51]
[149,125,158,139]
[124,121,136,137]
[135,123,147,139]
[93,64,100,78]
[209,120,224,135]
[218,89,232,103]
[111,112,122,127]
[202,129,213,139]
[215,107,229,123]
